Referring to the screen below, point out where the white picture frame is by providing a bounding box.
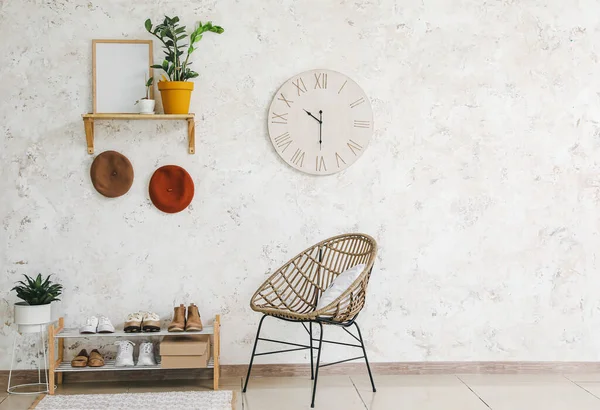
[92,39,153,113]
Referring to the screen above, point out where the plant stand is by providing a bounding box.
[47,315,221,395]
[7,325,50,395]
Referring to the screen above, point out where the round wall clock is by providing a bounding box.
[267,69,373,175]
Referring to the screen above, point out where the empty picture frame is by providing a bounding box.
[93,40,153,113]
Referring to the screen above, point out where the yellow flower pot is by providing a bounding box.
[158,81,194,114]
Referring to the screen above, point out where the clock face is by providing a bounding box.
[268,69,373,175]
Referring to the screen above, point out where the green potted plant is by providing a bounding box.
[145,16,224,114]
[12,274,63,333]
[135,76,155,114]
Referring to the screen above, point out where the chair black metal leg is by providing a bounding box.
[309,322,314,380]
[354,322,376,392]
[243,315,267,393]
[310,322,324,408]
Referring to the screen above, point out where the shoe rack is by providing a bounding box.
[46,315,221,395]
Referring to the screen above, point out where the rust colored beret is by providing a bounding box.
[90,151,134,198]
[149,165,194,213]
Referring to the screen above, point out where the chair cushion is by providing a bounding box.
[316,264,366,311]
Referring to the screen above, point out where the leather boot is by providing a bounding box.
[168,304,186,332]
[185,303,203,332]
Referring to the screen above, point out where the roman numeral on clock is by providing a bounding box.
[335,152,346,168]
[292,77,307,96]
[350,97,365,108]
[277,93,294,108]
[291,148,305,167]
[316,156,327,172]
[338,80,348,94]
[274,132,292,152]
[314,73,328,89]
[271,112,288,124]
[347,139,363,156]
[353,120,370,128]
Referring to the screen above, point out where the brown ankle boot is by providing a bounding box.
[185,303,203,332]
[168,304,186,332]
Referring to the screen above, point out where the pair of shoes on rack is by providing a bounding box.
[79,316,115,334]
[168,303,203,332]
[124,311,160,333]
[71,349,105,367]
[114,341,156,367]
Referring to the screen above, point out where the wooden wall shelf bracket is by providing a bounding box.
[81,113,196,155]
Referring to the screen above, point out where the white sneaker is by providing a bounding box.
[124,312,144,333]
[114,341,135,367]
[79,316,99,334]
[97,316,115,333]
[141,311,161,332]
[136,342,157,366]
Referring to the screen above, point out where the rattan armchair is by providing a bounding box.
[243,233,378,408]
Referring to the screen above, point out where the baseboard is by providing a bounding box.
[221,361,600,377]
[4,362,600,386]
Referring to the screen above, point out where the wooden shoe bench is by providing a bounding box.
[47,315,221,394]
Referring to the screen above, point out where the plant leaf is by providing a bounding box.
[12,273,62,305]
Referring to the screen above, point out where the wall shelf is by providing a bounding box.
[82,113,196,155]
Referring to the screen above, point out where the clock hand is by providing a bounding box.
[319,110,322,150]
[303,109,322,124]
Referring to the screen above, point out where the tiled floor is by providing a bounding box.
[3,374,600,409]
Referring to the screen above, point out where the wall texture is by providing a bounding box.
[2,0,600,369]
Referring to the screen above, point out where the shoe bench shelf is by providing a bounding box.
[47,315,221,395]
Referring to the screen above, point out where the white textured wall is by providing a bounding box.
[2,0,600,369]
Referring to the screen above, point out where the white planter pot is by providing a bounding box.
[138,99,155,114]
[51,300,61,321]
[14,302,53,333]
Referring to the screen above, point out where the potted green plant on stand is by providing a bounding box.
[136,76,155,114]
[145,16,224,114]
[12,274,63,333]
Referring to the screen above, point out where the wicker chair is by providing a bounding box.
[242,233,378,408]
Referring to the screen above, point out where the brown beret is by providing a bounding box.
[90,151,134,198]
[149,165,194,213]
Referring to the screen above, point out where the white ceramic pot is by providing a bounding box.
[14,302,53,333]
[138,99,155,114]
[51,300,61,321]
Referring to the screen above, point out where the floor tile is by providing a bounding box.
[459,374,567,383]
[127,379,213,393]
[55,381,129,395]
[124,376,241,393]
[573,382,600,399]
[218,376,244,389]
[566,374,600,383]
[5,374,599,410]
[241,375,366,410]
[0,394,38,410]
[352,374,489,410]
[460,374,600,410]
